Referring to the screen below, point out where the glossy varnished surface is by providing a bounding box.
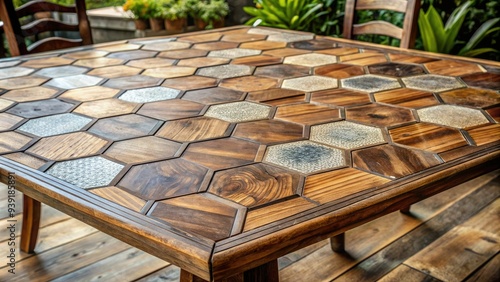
[0,26,499,280]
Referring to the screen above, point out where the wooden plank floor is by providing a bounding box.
[1,171,498,282]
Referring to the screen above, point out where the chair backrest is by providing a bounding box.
[0,0,92,57]
[343,0,420,48]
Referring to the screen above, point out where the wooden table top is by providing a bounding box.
[0,26,499,280]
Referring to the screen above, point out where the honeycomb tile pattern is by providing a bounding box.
[0,27,499,267]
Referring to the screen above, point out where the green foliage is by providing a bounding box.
[186,0,229,22]
[243,0,327,31]
[122,0,162,19]
[160,0,188,20]
[419,0,499,57]
[309,0,344,36]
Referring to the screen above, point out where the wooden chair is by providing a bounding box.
[343,0,420,48]
[0,0,92,57]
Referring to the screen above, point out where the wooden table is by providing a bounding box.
[0,26,498,281]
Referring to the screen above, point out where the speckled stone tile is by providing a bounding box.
[282,75,338,92]
[7,99,74,118]
[417,105,490,128]
[18,113,92,137]
[35,66,88,78]
[310,121,385,149]
[197,64,253,79]
[142,66,196,79]
[402,74,464,92]
[208,48,261,59]
[205,101,271,122]
[119,87,180,103]
[44,74,103,90]
[284,53,337,67]
[47,156,124,189]
[141,41,191,51]
[341,74,401,93]
[247,28,280,35]
[0,66,34,79]
[266,32,314,43]
[264,140,345,174]
[106,50,157,60]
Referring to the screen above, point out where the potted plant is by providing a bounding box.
[190,0,229,30]
[148,0,165,31]
[123,0,150,30]
[162,0,188,32]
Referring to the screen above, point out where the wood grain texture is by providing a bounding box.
[275,103,341,125]
[2,86,59,103]
[374,88,438,108]
[232,120,304,144]
[467,124,500,146]
[104,136,181,164]
[20,195,41,253]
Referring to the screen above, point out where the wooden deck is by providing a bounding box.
[1,171,498,281]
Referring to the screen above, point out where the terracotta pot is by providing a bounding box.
[194,18,208,30]
[149,18,164,31]
[165,18,187,32]
[213,19,225,29]
[134,19,149,30]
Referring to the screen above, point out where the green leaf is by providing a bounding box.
[443,1,472,53]
[418,10,438,52]
[243,7,259,17]
[426,6,446,52]
[460,48,499,57]
[459,19,500,55]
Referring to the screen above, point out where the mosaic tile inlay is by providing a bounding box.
[208,48,261,59]
[283,53,337,67]
[417,105,490,129]
[342,74,401,92]
[44,74,103,89]
[205,101,271,123]
[310,121,385,149]
[119,87,180,103]
[282,75,338,92]
[47,156,124,189]
[265,140,345,174]
[402,74,464,92]
[35,65,88,78]
[197,64,253,79]
[0,66,34,79]
[18,113,92,137]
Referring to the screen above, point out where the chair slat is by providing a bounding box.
[16,0,76,18]
[28,37,82,54]
[353,21,403,39]
[355,0,407,13]
[22,19,80,37]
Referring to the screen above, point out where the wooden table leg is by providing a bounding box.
[330,233,345,253]
[180,259,279,282]
[20,195,41,253]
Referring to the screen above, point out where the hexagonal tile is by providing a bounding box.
[21,57,74,68]
[373,88,438,109]
[138,100,204,121]
[161,76,217,91]
[461,72,500,90]
[266,32,314,42]
[231,55,282,66]
[424,60,483,76]
[119,87,180,103]
[402,74,463,92]
[208,48,261,59]
[87,65,141,78]
[27,132,108,160]
[204,101,271,123]
[314,64,365,79]
[310,121,385,149]
[182,87,244,104]
[0,113,23,131]
[63,50,109,59]
[105,136,181,164]
[263,47,310,57]
[284,53,337,67]
[389,123,468,153]
[193,41,239,51]
[340,52,387,65]
[254,64,310,79]
[197,64,253,79]
[119,158,208,201]
[44,74,103,90]
[239,40,287,50]
[368,63,425,77]
[0,77,48,90]
[288,40,335,50]
[0,132,32,153]
[0,66,34,79]
[148,194,239,241]
[221,33,266,43]
[0,99,14,111]
[246,88,306,106]
[59,86,119,102]
[73,98,137,118]
[346,103,415,127]
[341,74,400,93]
[466,124,500,146]
[264,140,345,174]
[0,86,59,102]
[96,43,140,52]
[47,156,124,189]
[352,144,441,179]
[131,37,176,45]
[177,57,229,67]
[34,65,88,78]
[0,60,20,68]
[89,186,145,212]
[18,113,92,137]
[282,75,338,92]
[178,31,222,43]
[220,76,278,92]
[389,54,436,64]
[439,88,500,108]
[311,89,371,107]
[156,116,230,142]
[158,49,208,59]
[7,99,74,118]
[486,107,500,123]
[142,66,196,79]
[417,105,490,129]
[275,103,340,125]
[141,41,191,51]
[126,57,176,68]
[304,168,390,204]
[233,120,304,144]
[74,57,124,68]
[316,47,359,56]
[106,50,157,60]
[183,137,260,170]
[3,152,46,169]
[89,114,160,141]
[103,75,162,89]
[209,163,299,207]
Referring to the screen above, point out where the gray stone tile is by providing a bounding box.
[197,65,253,79]
[342,74,401,93]
[284,53,337,67]
[205,101,271,122]
[208,48,261,59]
[402,74,464,92]
[417,105,490,129]
[282,75,338,92]
[266,32,314,42]
[44,74,103,89]
[0,66,34,79]
[310,121,385,149]
[35,66,88,78]
[119,87,180,103]
[18,113,92,137]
